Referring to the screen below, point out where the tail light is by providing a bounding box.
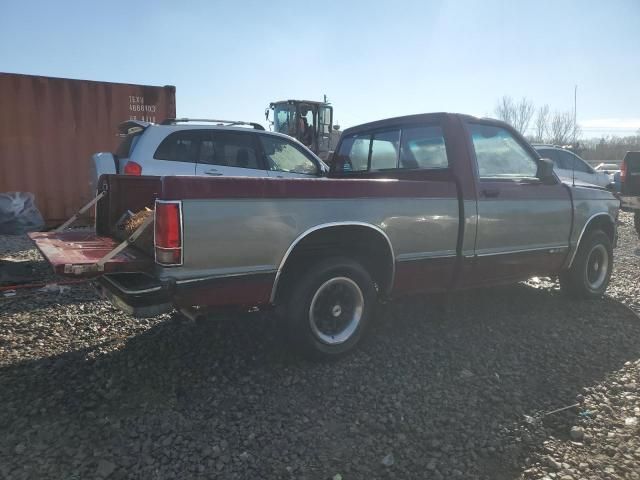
[124,161,142,175]
[620,160,627,183]
[155,201,182,266]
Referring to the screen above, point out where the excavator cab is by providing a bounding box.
[266,99,337,161]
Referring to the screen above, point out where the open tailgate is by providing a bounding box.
[28,230,153,277]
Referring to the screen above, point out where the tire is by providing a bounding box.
[634,211,640,238]
[283,257,376,359]
[560,230,613,298]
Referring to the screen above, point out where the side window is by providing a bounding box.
[468,124,538,178]
[154,131,199,163]
[537,149,561,168]
[570,154,593,173]
[259,135,318,175]
[198,132,260,169]
[399,126,448,169]
[334,134,371,173]
[370,130,400,170]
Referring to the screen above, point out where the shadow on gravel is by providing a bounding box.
[2,283,640,479]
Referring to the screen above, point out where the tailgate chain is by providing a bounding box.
[55,191,106,232]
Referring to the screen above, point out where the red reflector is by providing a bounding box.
[124,161,142,175]
[155,202,182,265]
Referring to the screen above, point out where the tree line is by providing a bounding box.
[493,95,640,161]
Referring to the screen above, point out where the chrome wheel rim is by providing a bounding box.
[309,277,364,345]
[585,244,609,290]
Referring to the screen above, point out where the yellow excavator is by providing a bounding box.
[265,96,341,161]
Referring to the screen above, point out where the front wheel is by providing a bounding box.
[283,257,376,359]
[560,230,613,298]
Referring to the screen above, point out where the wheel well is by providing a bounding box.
[273,225,394,304]
[582,214,615,244]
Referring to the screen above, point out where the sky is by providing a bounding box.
[1,0,639,138]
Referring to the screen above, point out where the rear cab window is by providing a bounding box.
[333,124,449,174]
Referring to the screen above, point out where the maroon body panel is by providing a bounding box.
[28,231,152,276]
[457,251,568,289]
[159,176,457,201]
[172,274,275,309]
[393,257,457,296]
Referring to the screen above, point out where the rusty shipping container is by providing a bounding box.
[0,72,176,225]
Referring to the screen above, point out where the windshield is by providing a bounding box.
[273,104,296,137]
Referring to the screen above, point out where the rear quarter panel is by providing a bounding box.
[154,177,461,289]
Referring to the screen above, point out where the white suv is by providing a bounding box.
[533,145,612,188]
[91,118,328,189]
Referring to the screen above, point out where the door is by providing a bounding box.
[467,123,572,283]
[194,131,268,177]
[258,134,322,178]
[317,106,333,157]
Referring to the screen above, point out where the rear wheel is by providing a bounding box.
[634,211,640,238]
[283,257,376,359]
[560,230,613,298]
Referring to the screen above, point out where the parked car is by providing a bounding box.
[32,113,620,358]
[595,162,622,191]
[90,118,328,192]
[619,151,640,237]
[533,145,612,188]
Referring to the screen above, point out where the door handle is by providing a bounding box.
[482,188,500,198]
[204,169,222,176]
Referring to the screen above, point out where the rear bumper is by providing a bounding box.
[94,272,172,317]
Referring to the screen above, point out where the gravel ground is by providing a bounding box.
[0,214,638,480]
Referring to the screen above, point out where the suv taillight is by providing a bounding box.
[124,161,142,175]
[620,160,627,183]
[155,201,182,266]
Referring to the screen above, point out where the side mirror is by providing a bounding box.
[332,125,340,131]
[537,158,556,184]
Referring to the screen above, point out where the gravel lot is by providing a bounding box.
[1,214,639,479]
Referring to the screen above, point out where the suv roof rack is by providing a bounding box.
[160,118,265,130]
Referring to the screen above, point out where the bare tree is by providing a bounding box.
[548,111,581,145]
[494,95,535,135]
[533,104,550,142]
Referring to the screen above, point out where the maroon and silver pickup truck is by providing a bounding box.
[30,113,620,358]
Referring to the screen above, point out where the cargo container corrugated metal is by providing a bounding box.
[0,72,176,226]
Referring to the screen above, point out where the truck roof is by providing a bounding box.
[341,112,509,136]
